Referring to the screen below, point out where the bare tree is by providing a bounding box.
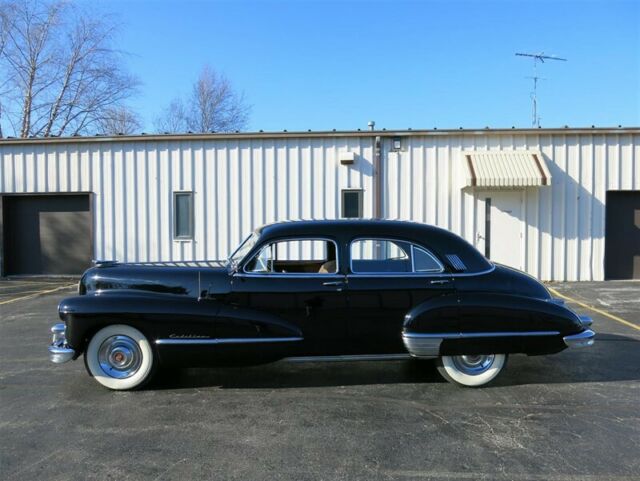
[95,106,142,135]
[154,65,249,133]
[0,0,139,138]
[154,98,188,133]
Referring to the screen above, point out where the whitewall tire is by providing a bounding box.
[85,324,155,390]
[437,354,507,387]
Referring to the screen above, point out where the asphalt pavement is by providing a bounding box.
[0,280,639,481]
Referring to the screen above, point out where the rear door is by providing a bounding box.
[346,238,456,353]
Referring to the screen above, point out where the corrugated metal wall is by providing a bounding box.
[382,132,640,281]
[1,136,374,265]
[1,130,639,280]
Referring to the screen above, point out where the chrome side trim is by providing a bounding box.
[347,264,496,278]
[234,273,345,279]
[402,335,442,358]
[403,330,561,340]
[284,354,411,363]
[402,330,562,358]
[155,336,304,345]
[563,329,595,348]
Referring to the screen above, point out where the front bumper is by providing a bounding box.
[49,323,75,363]
[563,329,596,348]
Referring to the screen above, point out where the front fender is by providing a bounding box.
[58,291,221,353]
[58,291,304,357]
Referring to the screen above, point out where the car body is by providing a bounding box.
[49,219,595,389]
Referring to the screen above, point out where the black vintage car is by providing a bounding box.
[49,220,594,390]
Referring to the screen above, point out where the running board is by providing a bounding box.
[283,353,415,363]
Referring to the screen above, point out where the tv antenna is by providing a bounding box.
[515,52,567,127]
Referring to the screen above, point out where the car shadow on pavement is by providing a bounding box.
[497,333,640,387]
[151,358,446,390]
[149,333,640,390]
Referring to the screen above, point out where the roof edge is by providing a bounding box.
[0,126,638,146]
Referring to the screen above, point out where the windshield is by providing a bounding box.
[227,233,259,269]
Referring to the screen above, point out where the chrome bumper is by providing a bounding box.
[563,329,595,348]
[578,315,593,328]
[49,323,75,363]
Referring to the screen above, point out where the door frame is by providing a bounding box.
[604,190,640,279]
[0,192,95,277]
[476,190,524,270]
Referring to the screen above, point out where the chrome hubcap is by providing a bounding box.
[452,354,495,375]
[98,335,142,379]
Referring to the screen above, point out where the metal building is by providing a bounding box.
[1,127,639,281]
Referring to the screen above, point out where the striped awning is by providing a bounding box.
[463,150,552,188]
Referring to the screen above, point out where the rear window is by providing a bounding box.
[350,239,443,274]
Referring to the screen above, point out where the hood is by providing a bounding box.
[79,260,228,298]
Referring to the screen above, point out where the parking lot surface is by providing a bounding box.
[1,280,639,481]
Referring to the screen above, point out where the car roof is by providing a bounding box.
[256,218,442,237]
[254,219,493,273]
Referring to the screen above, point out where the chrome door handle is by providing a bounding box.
[322,281,345,286]
[430,279,450,285]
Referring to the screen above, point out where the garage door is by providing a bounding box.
[3,195,91,276]
[605,191,640,280]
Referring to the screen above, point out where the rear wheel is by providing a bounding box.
[85,325,155,390]
[437,354,507,387]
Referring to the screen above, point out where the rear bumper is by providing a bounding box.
[563,329,595,348]
[49,323,75,363]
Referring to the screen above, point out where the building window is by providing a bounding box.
[341,189,363,218]
[174,192,193,239]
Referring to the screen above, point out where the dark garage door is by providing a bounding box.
[3,195,91,276]
[605,191,640,280]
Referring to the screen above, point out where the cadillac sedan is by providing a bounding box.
[49,219,594,390]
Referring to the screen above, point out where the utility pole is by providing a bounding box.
[516,52,567,127]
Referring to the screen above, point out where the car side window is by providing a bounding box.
[350,238,443,274]
[244,239,338,275]
[412,245,443,272]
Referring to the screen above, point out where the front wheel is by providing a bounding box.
[437,354,507,387]
[85,324,155,390]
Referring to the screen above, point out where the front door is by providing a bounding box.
[346,238,456,353]
[228,237,349,355]
[478,191,524,270]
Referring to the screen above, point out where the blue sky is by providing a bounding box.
[93,0,639,132]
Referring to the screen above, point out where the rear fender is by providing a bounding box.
[456,292,582,334]
[403,292,583,356]
[403,293,461,333]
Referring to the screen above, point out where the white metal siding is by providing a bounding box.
[1,131,639,281]
[1,136,374,265]
[382,132,640,281]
